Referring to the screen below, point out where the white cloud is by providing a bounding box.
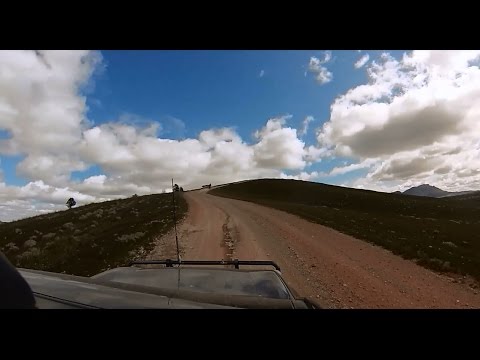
[77,115,313,197]
[298,116,314,137]
[323,51,332,63]
[0,179,99,221]
[279,171,321,181]
[84,175,107,185]
[0,50,101,187]
[304,145,329,163]
[317,50,480,192]
[75,115,315,203]
[253,115,306,170]
[0,200,60,222]
[307,54,333,85]
[259,70,265,78]
[354,53,370,69]
[0,51,324,220]
[8,49,480,220]
[329,158,377,176]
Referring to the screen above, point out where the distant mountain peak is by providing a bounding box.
[402,184,449,197]
[420,184,436,188]
[400,184,474,198]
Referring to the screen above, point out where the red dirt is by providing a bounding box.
[148,190,480,309]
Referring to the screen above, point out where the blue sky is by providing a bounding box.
[3,50,407,187]
[79,50,402,184]
[3,49,480,221]
[88,50,371,137]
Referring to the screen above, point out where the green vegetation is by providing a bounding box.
[0,193,187,277]
[210,179,480,281]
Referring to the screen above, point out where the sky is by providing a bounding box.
[1,50,480,221]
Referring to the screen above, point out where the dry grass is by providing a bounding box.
[0,193,187,276]
[210,179,480,281]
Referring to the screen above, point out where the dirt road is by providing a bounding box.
[148,190,480,308]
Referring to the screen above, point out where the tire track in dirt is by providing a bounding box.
[147,189,480,309]
[148,190,239,263]
[222,215,238,261]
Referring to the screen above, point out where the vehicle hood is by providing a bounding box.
[19,267,302,309]
[92,267,291,299]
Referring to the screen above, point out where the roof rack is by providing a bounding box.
[127,259,281,271]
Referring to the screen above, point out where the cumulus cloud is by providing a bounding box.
[369,153,443,181]
[0,200,59,222]
[0,51,323,220]
[304,145,329,163]
[0,183,90,208]
[307,52,333,85]
[298,116,314,136]
[354,53,370,69]
[253,115,306,170]
[323,51,332,63]
[78,115,312,196]
[0,50,101,186]
[329,158,376,176]
[0,180,99,221]
[7,49,480,220]
[317,50,480,192]
[279,171,321,181]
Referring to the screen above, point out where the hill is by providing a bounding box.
[210,179,480,282]
[401,184,476,198]
[0,193,187,276]
[402,184,450,197]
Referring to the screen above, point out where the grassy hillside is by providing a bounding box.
[0,193,187,277]
[210,179,480,282]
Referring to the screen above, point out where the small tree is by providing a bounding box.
[66,198,76,209]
